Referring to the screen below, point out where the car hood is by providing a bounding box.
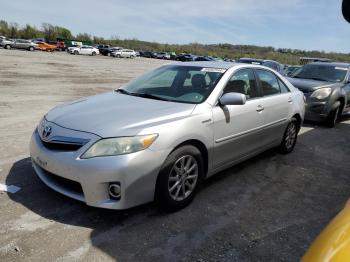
[45,92,196,138]
[287,77,339,93]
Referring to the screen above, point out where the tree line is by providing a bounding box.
[1,20,349,65]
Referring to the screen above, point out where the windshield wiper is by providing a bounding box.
[115,88,131,95]
[292,76,329,82]
[116,89,171,101]
[132,93,171,101]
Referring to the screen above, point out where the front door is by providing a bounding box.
[212,68,266,169]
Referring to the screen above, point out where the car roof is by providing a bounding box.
[309,62,350,68]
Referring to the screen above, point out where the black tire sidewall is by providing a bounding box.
[156,145,204,211]
[279,118,298,154]
[326,105,340,128]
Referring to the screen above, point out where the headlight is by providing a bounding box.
[81,134,158,159]
[311,88,332,99]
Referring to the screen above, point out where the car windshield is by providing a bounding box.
[118,65,226,104]
[293,64,348,82]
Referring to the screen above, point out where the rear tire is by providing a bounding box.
[155,145,203,212]
[325,103,340,128]
[278,118,298,154]
[116,54,121,58]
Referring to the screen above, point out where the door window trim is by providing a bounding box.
[218,67,262,103]
[254,68,290,97]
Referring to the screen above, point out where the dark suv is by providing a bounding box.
[288,62,350,127]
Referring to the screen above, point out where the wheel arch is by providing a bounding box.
[172,139,209,176]
[338,96,346,114]
[292,113,302,132]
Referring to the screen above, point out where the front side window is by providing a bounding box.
[256,70,281,96]
[223,69,259,99]
[120,65,225,104]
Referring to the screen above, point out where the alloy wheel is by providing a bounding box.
[168,155,198,201]
[285,122,297,149]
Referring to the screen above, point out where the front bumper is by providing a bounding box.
[305,101,328,122]
[30,129,167,210]
[304,94,332,122]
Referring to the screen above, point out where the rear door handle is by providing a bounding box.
[256,105,264,112]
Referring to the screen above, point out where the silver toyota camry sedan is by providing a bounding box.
[30,62,305,211]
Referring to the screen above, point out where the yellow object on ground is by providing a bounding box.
[301,200,350,262]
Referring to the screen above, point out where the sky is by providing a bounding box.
[0,0,349,53]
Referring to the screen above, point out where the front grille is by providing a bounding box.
[41,167,83,195]
[41,140,83,151]
[36,129,89,152]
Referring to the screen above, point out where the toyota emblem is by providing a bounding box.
[42,125,52,138]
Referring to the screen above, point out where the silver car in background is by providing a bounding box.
[30,62,305,211]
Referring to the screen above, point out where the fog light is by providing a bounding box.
[109,183,121,200]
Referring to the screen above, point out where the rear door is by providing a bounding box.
[212,68,266,169]
[254,69,293,145]
[80,46,88,55]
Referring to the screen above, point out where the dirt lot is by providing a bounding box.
[0,49,350,262]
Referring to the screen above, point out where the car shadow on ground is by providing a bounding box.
[5,120,350,261]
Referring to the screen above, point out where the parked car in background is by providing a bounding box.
[6,39,38,51]
[48,41,66,51]
[30,62,304,211]
[155,52,171,59]
[195,56,215,61]
[238,58,285,75]
[288,62,350,127]
[69,45,99,56]
[97,44,110,54]
[223,58,236,62]
[36,42,56,52]
[284,65,302,77]
[176,53,197,61]
[0,37,14,49]
[100,47,122,56]
[139,51,157,58]
[112,49,136,58]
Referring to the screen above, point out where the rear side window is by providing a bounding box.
[223,69,259,99]
[256,70,281,96]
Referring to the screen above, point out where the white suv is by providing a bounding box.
[112,49,136,58]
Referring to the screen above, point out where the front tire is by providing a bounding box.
[74,50,79,55]
[325,103,340,128]
[155,145,203,211]
[29,46,34,51]
[91,51,96,56]
[278,118,298,154]
[4,44,11,49]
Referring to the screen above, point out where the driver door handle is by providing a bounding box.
[256,105,264,112]
[288,97,293,103]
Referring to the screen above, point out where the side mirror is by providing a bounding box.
[219,92,246,106]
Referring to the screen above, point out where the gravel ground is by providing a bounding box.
[0,49,349,262]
